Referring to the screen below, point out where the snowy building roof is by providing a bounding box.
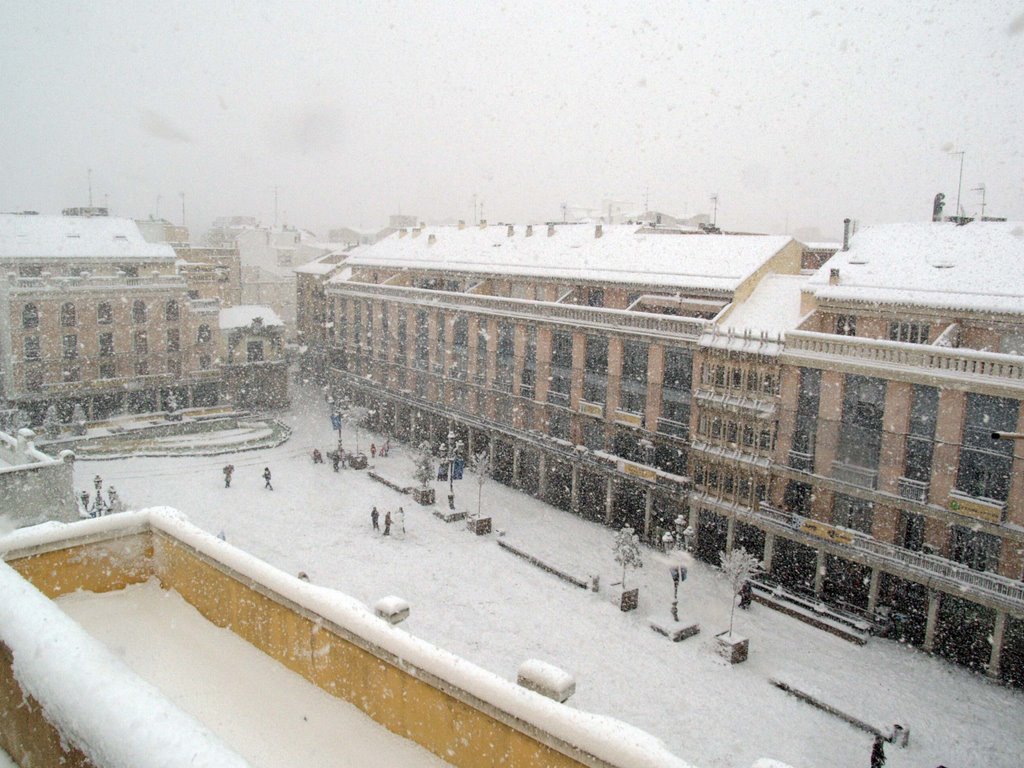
[219,305,283,330]
[804,221,1024,315]
[0,214,177,260]
[719,273,811,334]
[293,248,354,276]
[340,224,796,293]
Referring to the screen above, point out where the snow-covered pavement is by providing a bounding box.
[74,384,1024,768]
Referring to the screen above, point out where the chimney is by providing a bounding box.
[479,219,487,229]
[412,227,422,238]
[547,223,556,237]
[507,224,514,238]
[428,234,437,245]
[526,224,534,237]
[458,220,465,230]
[399,228,407,238]
[595,223,603,239]
[829,268,840,285]
[842,218,851,251]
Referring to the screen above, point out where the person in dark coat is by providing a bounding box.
[331,451,340,472]
[383,510,392,536]
[870,735,886,768]
[371,507,380,531]
[312,448,323,464]
[370,443,377,458]
[263,467,273,490]
[738,579,753,609]
[223,464,234,488]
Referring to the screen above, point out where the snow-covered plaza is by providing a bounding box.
[65,385,1023,768]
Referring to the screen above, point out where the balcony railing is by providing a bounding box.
[784,330,1024,391]
[897,476,930,503]
[830,461,878,490]
[327,281,707,340]
[751,502,1024,611]
[787,449,814,473]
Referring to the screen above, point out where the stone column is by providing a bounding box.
[643,488,654,538]
[570,464,580,512]
[923,590,942,652]
[725,515,736,554]
[813,549,826,596]
[512,446,521,488]
[538,452,548,499]
[605,478,615,525]
[866,568,881,615]
[988,611,1008,679]
[489,434,496,467]
[762,532,775,571]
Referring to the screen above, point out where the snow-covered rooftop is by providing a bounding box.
[804,221,1024,314]
[0,214,177,260]
[341,225,795,293]
[219,305,283,330]
[720,273,810,334]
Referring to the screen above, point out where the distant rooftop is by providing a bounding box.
[343,224,795,293]
[805,220,1024,315]
[219,305,283,330]
[0,214,176,260]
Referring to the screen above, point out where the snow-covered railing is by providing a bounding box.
[7,273,186,291]
[329,281,707,340]
[783,331,1024,390]
[753,503,1024,611]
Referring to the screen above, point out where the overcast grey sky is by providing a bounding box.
[2,1,1022,239]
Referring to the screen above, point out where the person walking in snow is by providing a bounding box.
[398,506,406,534]
[383,439,390,457]
[370,443,377,459]
[223,464,234,488]
[383,510,392,536]
[263,467,273,490]
[80,490,90,515]
[312,448,323,464]
[738,579,753,610]
[330,450,340,472]
[371,506,380,531]
[870,735,886,768]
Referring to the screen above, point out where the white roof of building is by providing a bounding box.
[0,214,176,260]
[720,273,810,334]
[340,224,795,293]
[218,305,283,329]
[805,221,1024,315]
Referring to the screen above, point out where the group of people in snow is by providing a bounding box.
[371,505,405,537]
[219,464,272,491]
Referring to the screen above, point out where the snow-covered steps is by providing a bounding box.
[751,584,870,644]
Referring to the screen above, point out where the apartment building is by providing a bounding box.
[0,213,225,423]
[321,218,1024,686]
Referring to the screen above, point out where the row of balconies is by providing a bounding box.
[7,272,186,291]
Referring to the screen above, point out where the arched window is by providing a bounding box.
[60,302,76,327]
[97,301,113,324]
[132,300,147,323]
[22,303,39,329]
[165,300,180,322]
[197,324,211,344]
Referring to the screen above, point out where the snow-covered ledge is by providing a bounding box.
[0,558,250,767]
[2,510,696,768]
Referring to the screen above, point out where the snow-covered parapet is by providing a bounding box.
[0,559,251,767]
[517,659,576,703]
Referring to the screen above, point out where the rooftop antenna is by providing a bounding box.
[972,183,986,219]
[949,149,965,221]
[560,201,568,223]
[273,185,279,228]
[179,191,186,227]
[710,193,719,227]
[643,185,650,212]
[87,168,93,206]
[155,194,161,219]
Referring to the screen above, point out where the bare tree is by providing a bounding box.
[469,449,490,519]
[720,547,761,636]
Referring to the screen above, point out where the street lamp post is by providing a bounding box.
[327,395,342,453]
[445,428,462,510]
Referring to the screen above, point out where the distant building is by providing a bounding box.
[218,305,288,409]
[135,217,190,247]
[294,249,353,384]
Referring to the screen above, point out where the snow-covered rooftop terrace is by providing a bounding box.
[805,220,1024,314]
[340,224,796,292]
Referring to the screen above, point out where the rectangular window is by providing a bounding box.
[835,315,857,336]
[619,340,648,413]
[396,309,408,363]
[495,321,514,392]
[134,330,148,355]
[247,341,264,363]
[898,510,925,551]
[889,321,929,344]
[950,525,1001,572]
[548,329,573,405]
[99,361,116,379]
[433,311,445,372]
[955,394,1018,502]
[63,366,80,382]
[166,328,180,353]
[100,332,115,357]
[97,303,113,324]
[836,374,886,470]
[415,310,430,371]
[167,357,181,377]
[475,322,489,384]
[378,306,389,360]
[790,368,821,463]
[660,347,692,433]
[520,326,536,399]
[135,358,149,376]
[63,334,78,359]
[583,335,608,403]
[904,385,938,484]
[833,494,873,534]
[24,336,40,360]
[452,315,468,381]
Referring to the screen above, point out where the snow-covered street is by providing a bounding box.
[74,384,1024,768]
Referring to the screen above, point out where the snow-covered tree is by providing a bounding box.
[720,547,761,635]
[13,409,31,430]
[613,526,643,590]
[71,403,87,435]
[43,404,60,437]
[470,449,490,519]
[166,391,180,413]
[413,441,435,489]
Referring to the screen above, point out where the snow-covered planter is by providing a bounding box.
[413,487,436,506]
[715,631,749,664]
[348,452,368,470]
[612,526,643,612]
[466,516,492,535]
[614,587,640,612]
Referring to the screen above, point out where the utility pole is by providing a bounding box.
[87,168,93,206]
[972,184,986,220]
[710,194,719,227]
[179,191,186,227]
[950,150,965,220]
